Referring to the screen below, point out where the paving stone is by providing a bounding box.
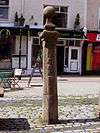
[63,131,74,133]
[50,131,63,133]
[0,77,100,132]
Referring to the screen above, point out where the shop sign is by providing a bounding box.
[60,33,71,38]
[73,34,83,38]
[60,32,83,39]
[96,34,100,41]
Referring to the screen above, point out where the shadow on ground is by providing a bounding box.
[0,118,30,131]
[59,117,100,124]
[4,87,24,92]
[31,84,42,87]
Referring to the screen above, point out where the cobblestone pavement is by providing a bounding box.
[0,76,100,133]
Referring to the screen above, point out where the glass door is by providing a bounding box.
[68,47,80,72]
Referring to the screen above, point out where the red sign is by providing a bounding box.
[96,34,100,41]
[92,45,100,70]
[86,33,100,42]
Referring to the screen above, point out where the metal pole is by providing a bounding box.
[26,27,29,69]
[19,28,22,69]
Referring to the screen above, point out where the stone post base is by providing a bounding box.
[0,87,4,97]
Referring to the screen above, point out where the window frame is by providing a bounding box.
[0,0,9,20]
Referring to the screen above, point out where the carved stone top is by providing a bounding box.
[43,6,55,19]
[43,6,55,30]
[40,6,59,42]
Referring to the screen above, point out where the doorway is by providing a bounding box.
[64,46,80,73]
[57,46,64,75]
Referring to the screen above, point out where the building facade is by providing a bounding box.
[1,0,96,75]
[87,0,100,30]
[82,0,100,75]
[1,0,86,29]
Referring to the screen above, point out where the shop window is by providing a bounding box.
[33,37,42,45]
[44,5,68,28]
[0,37,12,68]
[75,40,80,46]
[32,37,42,68]
[71,49,78,59]
[0,0,9,19]
[69,40,74,46]
[0,42,10,60]
[32,45,42,68]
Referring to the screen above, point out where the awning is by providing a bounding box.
[86,33,100,43]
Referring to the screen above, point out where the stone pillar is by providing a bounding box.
[40,6,59,124]
[98,90,100,117]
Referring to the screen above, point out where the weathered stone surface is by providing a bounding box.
[40,6,59,124]
[43,6,55,18]
[0,87,4,97]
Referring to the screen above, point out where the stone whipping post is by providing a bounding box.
[98,90,100,118]
[40,6,59,124]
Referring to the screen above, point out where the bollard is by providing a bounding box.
[40,6,59,124]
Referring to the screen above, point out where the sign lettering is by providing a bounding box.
[96,34,100,41]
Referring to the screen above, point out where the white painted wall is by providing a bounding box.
[8,0,86,29]
[66,0,87,29]
[9,0,43,26]
[43,0,87,28]
[87,0,100,30]
[9,0,22,22]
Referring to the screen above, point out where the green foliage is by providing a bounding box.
[74,13,80,25]
[18,14,25,26]
[36,49,43,62]
[14,12,25,26]
[0,29,11,39]
[14,12,19,23]
[74,13,80,30]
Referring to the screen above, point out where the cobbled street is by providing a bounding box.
[0,76,100,133]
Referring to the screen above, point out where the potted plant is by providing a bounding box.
[14,12,19,26]
[74,13,80,31]
[18,14,25,26]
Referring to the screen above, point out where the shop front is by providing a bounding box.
[57,29,84,75]
[64,41,81,74]
[0,27,29,71]
[83,32,100,75]
[30,29,84,75]
[0,26,44,76]
[0,29,15,69]
[0,26,84,76]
